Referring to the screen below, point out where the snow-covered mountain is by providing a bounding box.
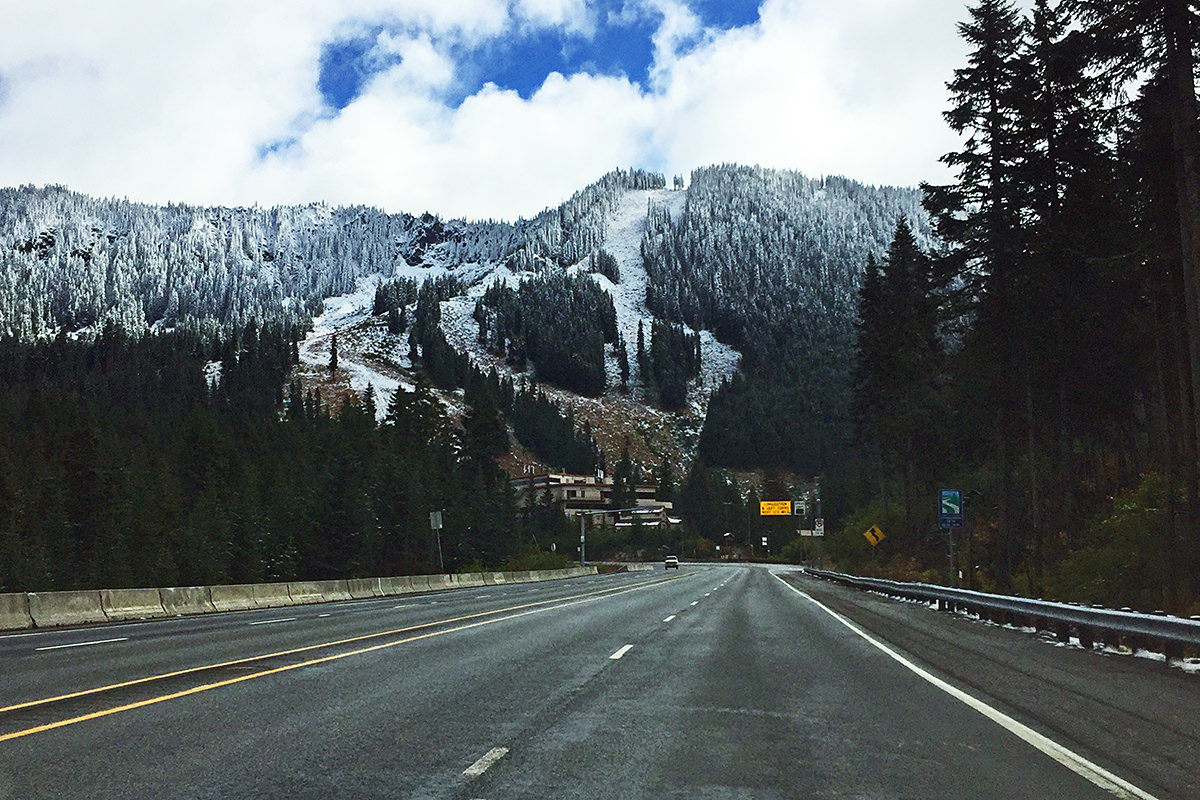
[0,167,928,473]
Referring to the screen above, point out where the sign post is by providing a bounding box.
[938,490,963,586]
[429,510,445,573]
[579,513,586,567]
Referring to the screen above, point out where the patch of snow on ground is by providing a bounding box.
[587,188,739,403]
[299,272,413,420]
[307,273,382,337]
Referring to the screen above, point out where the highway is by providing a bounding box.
[0,564,1195,799]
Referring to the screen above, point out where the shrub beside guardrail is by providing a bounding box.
[803,567,1200,659]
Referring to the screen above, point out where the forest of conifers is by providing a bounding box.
[822,0,1200,615]
[0,326,590,592]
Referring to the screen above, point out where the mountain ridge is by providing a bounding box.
[0,166,928,474]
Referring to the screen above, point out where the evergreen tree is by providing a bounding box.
[922,0,1034,589]
[853,220,945,543]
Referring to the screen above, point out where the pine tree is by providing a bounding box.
[329,333,339,375]
[618,336,630,389]
[853,220,944,542]
[922,0,1033,589]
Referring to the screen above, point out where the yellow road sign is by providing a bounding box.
[760,501,792,516]
[864,525,886,546]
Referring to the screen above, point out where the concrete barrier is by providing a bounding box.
[287,581,325,605]
[315,580,352,601]
[100,588,168,621]
[0,593,33,631]
[209,584,258,612]
[28,590,107,627]
[426,574,453,591]
[6,565,603,632]
[379,576,413,595]
[251,582,293,609]
[159,586,216,616]
[348,578,381,599]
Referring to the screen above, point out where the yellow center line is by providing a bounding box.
[1,576,678,716]
[0,575,682,742]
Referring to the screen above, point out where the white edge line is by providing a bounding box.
[463,746,509,778]
[35,637,128,652]
[248,617,297,626]
[771,573,1160,800]
[663,615,676,623]
[609,644,633,660]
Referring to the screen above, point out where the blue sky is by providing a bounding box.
[317,1,762,108]
[0,0,970,220]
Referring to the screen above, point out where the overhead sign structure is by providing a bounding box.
[760,500,792,516]
[938,489,963,528]
[864,525,885,546]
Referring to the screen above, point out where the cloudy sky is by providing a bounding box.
[0,0,971,221]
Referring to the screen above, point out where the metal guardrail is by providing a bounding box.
[803,568,1200,659]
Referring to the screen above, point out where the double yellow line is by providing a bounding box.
[1,574,682,743]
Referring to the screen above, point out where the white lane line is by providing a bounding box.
[35,637,127,652]
[248,617,297,626]
[392,604,418,609]
[463,746,509,778]
[690,601,699,606]
[318,614,331,618]
[609,644,634,660]
[704,592,711,597]
[772,573,1161,800]
[663,615,676,623]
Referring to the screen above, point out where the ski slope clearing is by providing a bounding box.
[300,187,741,467]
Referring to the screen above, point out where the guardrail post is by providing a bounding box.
[1078,626,1094,650]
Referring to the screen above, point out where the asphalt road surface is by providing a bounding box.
[0,564,1195,799]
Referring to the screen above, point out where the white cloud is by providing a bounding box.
[649,0,968,188]
[0,0,971,219]
[515,0,593,33]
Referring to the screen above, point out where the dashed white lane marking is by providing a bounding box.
[36,637,127,652]
[463,747,509,778]
[690,601,699,606]
[318,614,331,618]
[609,644,633,660]
[772,573,1161,800]
[248,617,296,626]
[663,615,676,623]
